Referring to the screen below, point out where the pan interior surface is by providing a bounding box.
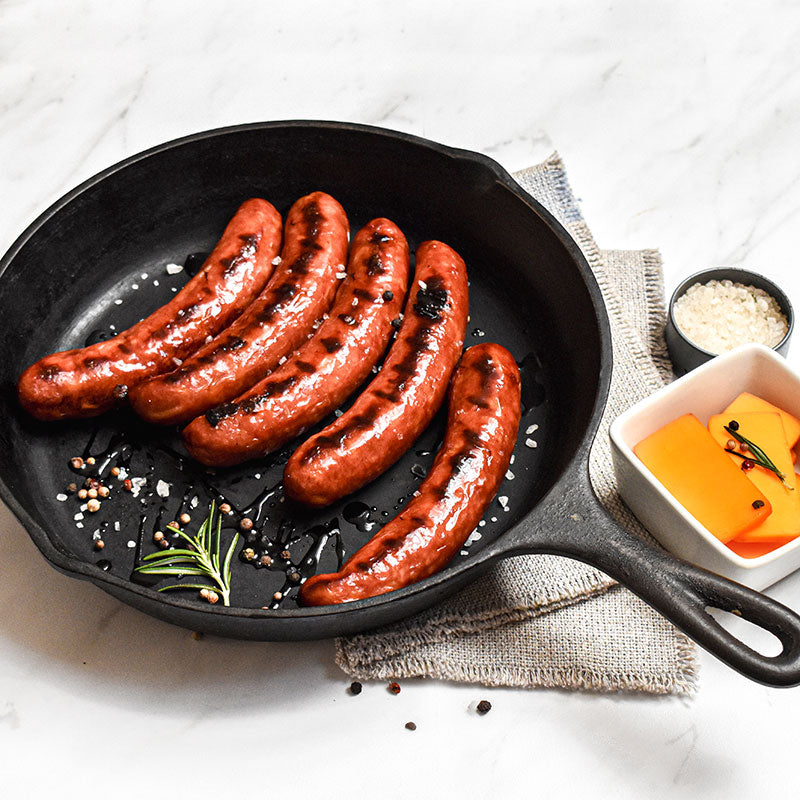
[0,123,605,629]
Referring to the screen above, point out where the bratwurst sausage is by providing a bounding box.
[17,198,283,420]
[299,342,521,605]
[283,239,469,507]
[182,218,410,466]
[129,192,349,425]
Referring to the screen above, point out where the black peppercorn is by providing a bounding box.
[752,499,765,509]
[405,722,417,731]
[476,700,492,714]
[349,681,362,695]
[388,682,401,694]
[728,420,740,431]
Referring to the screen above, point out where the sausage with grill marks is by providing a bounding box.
[17,198,283,420]
[299,343,521,605]
[182,218,410,466]
[129,192,349,425]
[283,239,469,507]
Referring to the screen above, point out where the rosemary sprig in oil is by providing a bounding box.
[134,501,239,606]
[724,421,794,491]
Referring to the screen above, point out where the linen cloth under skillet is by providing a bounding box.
[335,153,698,694]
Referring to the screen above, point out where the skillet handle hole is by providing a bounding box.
[705,605,783,657]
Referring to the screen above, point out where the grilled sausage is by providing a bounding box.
[299,343,521,605]
[129,192,349,425]
[17,198,283,420]
[283,239,469,507]
[182,219,410,466]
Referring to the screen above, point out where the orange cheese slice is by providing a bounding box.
[726,537,796,559]
[709,411,800,542]
[634,413,771,543]
[722,392,800,448]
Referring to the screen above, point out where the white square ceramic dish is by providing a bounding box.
[610,343,800,590]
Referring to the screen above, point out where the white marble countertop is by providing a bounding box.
[3,1,800,797]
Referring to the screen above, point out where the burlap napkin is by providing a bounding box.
[336,154,698,694]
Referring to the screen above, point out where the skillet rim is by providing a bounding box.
[0,119,613,624]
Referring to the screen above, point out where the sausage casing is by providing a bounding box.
[129,192,349,425]
[299,343,521,605]
[284,239,469,507]
[182,218,410,466]
[17,198,283,420]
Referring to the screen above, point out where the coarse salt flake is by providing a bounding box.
[526,424,539,435]
[56,493,68,502]
[127,540,136,548]
[114,299,123,305]
[272,256,282,266]
[525,438,537,448]
[336,271,347,279]
[166,263,184,275]
[673,279,788,353]
[156,480,170,498]
[506,470,515,480]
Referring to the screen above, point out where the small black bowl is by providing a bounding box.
[665,267,794,376]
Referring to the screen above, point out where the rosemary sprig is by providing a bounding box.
[724,422,794,491]
[134,501,239,606]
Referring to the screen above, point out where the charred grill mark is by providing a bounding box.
[218,336,246,352]
[300,238,323,251]
[467,356,498,409]
[370,232,391,244]
[295,360,317,374]
[241,375,300,413]
[117,342,132,354]
[301,407,379,461]
[82,357,106,370]
[373,324,433,403]
[467,396,490,409]
[366,253,385,276]
[353,288,375,302]
[259,283,297,322]
[288,250,314,275]
[39,364,61,380]
[413,276,448,321]
[205,401,239,427]
[302,200,322,233]
[321,338,342,353]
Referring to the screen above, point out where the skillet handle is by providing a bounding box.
[503,470,800,687]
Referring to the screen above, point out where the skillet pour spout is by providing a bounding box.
[499,458,800,688]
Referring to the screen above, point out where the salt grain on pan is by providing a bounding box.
[190,496,199,508]
[56,493,68,502]
[525,438,538,448]
[498,496,509,512]
[166,263,184,275]
[140,273,148,280]
[526,424,539,435]
[335,409,343,417]
[114,521,121,531]
[127,541,136,548]
[114,299,123,305]
[506,470,515,480]
[153,280,159,286]
[510,454,515,465]
[479,520,486,527]
[74,513,84,521]
[673,279,788,353]
[156,480,170,498]
[76,522,84,529]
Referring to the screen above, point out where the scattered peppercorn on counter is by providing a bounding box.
[635,392,800,559]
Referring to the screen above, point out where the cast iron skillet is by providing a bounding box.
[2,121,800,687]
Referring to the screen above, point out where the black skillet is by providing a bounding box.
[2,121,800,687]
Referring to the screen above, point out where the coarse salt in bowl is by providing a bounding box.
[665,267,794,375]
